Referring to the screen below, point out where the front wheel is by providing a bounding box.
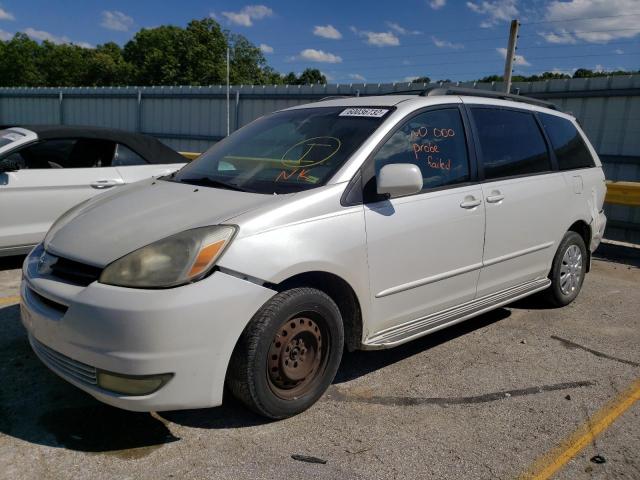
[545,231,587,307]
[227,287,344,419]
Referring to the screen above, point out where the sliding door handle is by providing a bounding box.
[486,191,505,203]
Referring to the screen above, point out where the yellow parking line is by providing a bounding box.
[521,378,640,480]
[0,295,20,306]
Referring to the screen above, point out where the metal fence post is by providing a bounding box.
[58,91,64,125]
[137,89,142,132]
[234,90,240,131]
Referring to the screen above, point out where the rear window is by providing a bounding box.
[539,113,595,170]
[172,106,391,194]
[471,108,551,180]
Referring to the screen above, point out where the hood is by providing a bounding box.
[45,179,285,267]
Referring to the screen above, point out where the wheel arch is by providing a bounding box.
[272,271,363,352]
[567,219,592,272]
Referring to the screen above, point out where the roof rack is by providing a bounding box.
[378,86,557,110]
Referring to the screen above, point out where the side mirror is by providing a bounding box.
[377,164,423,198]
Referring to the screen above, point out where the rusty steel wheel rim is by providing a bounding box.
[267,314,328,400]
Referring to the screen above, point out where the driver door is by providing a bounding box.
[363,106,485,339]
[0,138,124,253]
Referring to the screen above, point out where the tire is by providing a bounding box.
[545,231,588,307]
[226,287,344,419]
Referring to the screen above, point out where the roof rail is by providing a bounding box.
[377,86,557,110]
[422,86,557,110]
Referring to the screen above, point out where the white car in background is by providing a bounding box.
[0,125,186,256]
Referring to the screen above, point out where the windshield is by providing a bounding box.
[169,106,392,194]
[0,129,26,148]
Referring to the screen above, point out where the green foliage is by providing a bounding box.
[408,76,431,83]
[0,19,637,87]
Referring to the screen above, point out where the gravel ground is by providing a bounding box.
[0,248,638,480]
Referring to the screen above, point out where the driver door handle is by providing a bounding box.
[91,179,121,189]
[460,197,482,209]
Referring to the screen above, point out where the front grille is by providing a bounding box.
[49,256,102,286]
[30,336,97,386]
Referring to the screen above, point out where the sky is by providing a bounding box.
[0,0,639,84]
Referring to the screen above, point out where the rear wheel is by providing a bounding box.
[545,231,587,307]
[227,287,344,419]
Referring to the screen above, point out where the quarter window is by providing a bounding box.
[113,144,147,166]
[539,113,595,170]
[373,108,470,192]
[471,108,551,180]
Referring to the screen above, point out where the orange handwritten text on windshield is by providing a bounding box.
[281,136,341,168]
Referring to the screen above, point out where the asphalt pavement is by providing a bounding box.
[0,246,638,479]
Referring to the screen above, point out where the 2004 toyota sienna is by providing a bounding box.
[21,88,607,419]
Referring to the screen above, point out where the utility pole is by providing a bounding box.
[226,46,230,136]
[503,19,519,94]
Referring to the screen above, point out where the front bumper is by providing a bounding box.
[20,246,276,412]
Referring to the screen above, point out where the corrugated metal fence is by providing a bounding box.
[1,76,639,242]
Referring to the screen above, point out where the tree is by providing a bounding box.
[297,68,326,85]
[0,33,44,86]
[85,42,133,86]
[408,76,431,83]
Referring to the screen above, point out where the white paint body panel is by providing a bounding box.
[20,94,607,412]
[0,127,185,256]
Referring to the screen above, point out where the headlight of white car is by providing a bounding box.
[99,225,236,288]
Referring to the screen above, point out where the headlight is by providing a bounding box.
[99,225,236,288]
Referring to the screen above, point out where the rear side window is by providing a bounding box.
[539,113,595,170]
[471,108,551,180]
[113,144,147,166]
[373,108,470,191]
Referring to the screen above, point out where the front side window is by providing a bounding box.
[373,108,470,192]
[171,106,391,194]
[539,113,595,170]
[471,108,551,180]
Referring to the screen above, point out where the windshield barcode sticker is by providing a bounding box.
[339,108,389,118]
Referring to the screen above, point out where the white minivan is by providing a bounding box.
[20,88,607,419]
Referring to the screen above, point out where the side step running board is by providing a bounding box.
[363,278,551,349]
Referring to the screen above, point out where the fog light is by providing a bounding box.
[97,371,173,396]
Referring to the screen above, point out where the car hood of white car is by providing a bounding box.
[44,178,285,267]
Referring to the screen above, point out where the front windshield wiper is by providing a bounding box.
[174,176,250,192]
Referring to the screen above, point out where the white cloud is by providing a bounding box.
[614,48,624,54]
[0,7,14,21]
[429,0,447,9]
[386,22,421,35]
[594,64,605,72]
[259,43,274,53]
[0,28,11,40]
[221,5,273,27]
[299,48,342,63]
[25,27,71,44]
[432,35,464,49]
[539,0,640,44]
[467,0,518,27]
[349,73,366,81]
[538,30,577,44]
[497,47,530,66]
[101,11,133,32]
[24,27,92,47]
[313,24,342,39]
[353,27,400,47]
